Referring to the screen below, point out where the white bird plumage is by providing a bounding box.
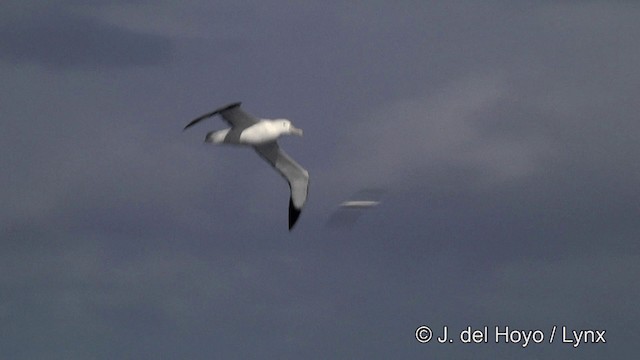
[184,102,309,230]
[204,118,303,145]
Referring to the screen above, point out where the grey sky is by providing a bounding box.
[1,1,638,358]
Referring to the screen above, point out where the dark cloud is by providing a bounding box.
[0,8,172,68]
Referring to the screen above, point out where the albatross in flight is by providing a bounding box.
[184,102,309,230]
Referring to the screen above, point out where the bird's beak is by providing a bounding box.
[291,126,303,136]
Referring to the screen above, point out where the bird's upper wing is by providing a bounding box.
[254,142,309,230]
[184,102,259,130]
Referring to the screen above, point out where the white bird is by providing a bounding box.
[184,102,309,230]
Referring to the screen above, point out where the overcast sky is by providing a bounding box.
[1,1,639,358]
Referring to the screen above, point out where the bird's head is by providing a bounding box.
[275,119,303,136]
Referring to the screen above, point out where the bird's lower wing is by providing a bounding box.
[254,142,309,229]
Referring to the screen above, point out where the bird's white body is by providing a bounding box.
[206,119,303,145]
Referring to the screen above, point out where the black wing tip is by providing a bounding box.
[288,198,302,231]
[183,121,197,131]
[183,101,243,131]
[288,178,309,231]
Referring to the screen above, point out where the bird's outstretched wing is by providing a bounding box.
[254,142,309,230]
[184,102,259,130]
